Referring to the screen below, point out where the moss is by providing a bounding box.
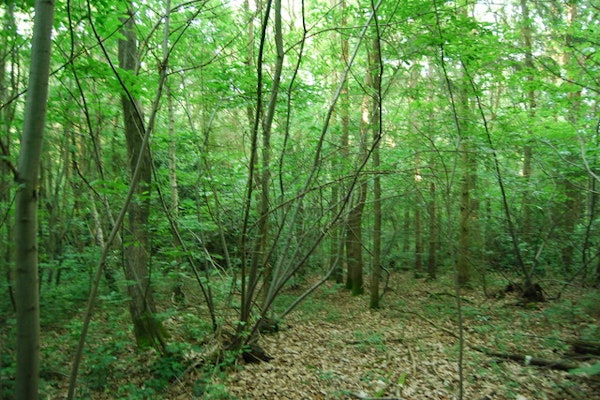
[133,312,167,352]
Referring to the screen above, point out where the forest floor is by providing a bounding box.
[3,272,600,399]
[170,273,600,400]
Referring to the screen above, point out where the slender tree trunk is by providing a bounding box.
[456,61,476,288]
[163,2,182,264]
[457,136,475,287]
[346,51,373,296]
[402,209,410,257]
[427,180,437,280]
[414,157,424,277]
[329,184,345,283]
[329,0,348,284]
[558,1,582,274]
[240,0,284,326]
[257,0,284,305]
[14,1,55,398]
[1,1,17,311]
[369,21,383,309]
[345,186,366,295]
[167,84,179,221]
[240,0,258,325]
[519,0,536,259]
[118,5,165,352]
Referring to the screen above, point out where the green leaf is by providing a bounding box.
[397,371,407,385]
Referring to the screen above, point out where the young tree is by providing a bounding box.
[14,0,55,398]
[369,12,383,308]
[0,0,17,311]
[329,0,349,284]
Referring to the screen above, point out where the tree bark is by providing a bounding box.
[427,180,437,280]
[414,162,423,277]
[518,0,536,273]
[456,65,475,288]
[257,0,284,305]
[118,5,165,352]
[14,1,55,398]
[369,20,383,308]
[558,1,582,274]
[329,0,348,285]
[346,58,372,296]
[457,147,472,287]
[1,1,17,311]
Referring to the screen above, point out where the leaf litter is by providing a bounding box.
[201,274,600,400]
[23,272,600,399]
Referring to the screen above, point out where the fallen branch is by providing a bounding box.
[402,310,581,371]
[568,339,600,356]
[349,393,403,400]
[471,346,579,371]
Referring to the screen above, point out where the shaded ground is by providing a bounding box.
[3,273,600,399]
[173,274,600,399]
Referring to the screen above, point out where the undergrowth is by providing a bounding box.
[1,272,599,399]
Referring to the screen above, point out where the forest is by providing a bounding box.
[1,0,600,399]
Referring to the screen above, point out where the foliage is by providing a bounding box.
[1,0,600,397]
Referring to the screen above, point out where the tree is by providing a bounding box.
[14,0,55,398]
[0,0,17,311]
[518,0,536,250]
[239,0,285,327]
[118,4,165,351]
[329,0,349,285]
[369,9,383,309]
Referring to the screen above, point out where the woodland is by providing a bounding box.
[1,0,600,399]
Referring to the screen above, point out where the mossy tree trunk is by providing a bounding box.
[118,4,165,352]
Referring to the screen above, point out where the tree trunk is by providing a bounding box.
[427,180,437,280]
[402,209,410,257]
[329,0,348,285]
[14,1,55,398]
[457,139,473,287]
[346,188,366,295]
[1,1,17,311]
[118,5,165,352]
[257,0,284,306]
[559,1,582,274]
[346,45,373,296]
[369,23,382,309]
[414,158,423,277]
[456,62,475,288]
[519,0,536,275]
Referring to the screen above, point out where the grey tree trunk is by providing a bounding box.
[14,1,55,398]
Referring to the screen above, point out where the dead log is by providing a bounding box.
[568,339,600,356]
[472,345,579,371]
[403,310,582,371]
